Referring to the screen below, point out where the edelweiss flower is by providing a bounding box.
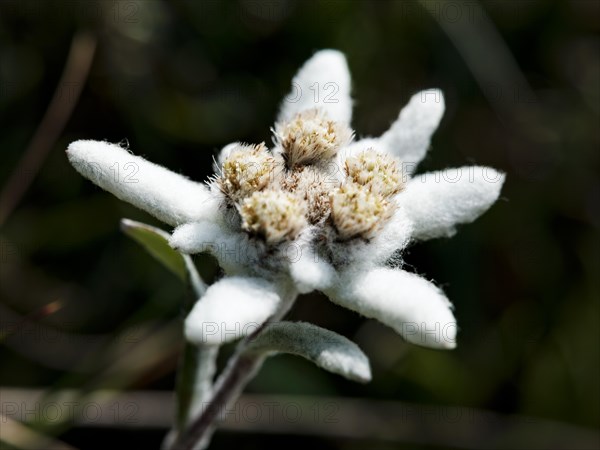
[67,50,504,352]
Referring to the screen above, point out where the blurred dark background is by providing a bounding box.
[0,1,598,449]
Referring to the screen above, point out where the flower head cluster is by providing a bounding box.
[211,109,402,246]
[67,50,505,354]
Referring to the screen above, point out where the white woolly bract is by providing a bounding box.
[378,89,445,175]
[288,244,337,293]
[185,276,281,346]
[170,221,254,275]
[368,208,413,262]
[335,208,413,269]
[67,51,507,359]
[278,50,352,124]
[326,268,457,349]
[170,221,227,254]
[247,321,371,383]
[67,140,218,226]
[398,166,505,241]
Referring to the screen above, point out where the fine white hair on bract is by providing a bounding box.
[277,49,353,124]
[66,49,505,352]
[185,276,282,346]
[66,140,219,226]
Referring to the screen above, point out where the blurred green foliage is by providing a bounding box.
[0,1,598,449]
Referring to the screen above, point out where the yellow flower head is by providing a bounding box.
[275,108,353,168]
[240,190,308,245]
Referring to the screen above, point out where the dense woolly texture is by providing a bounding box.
[365,210,413,264]
[170,221,255,275]
[67,140,218,226]
[398,166,506,241]
[185,276,281,346]
[288,244,337,293]
[68,50,506,357]
[377,90,445,175]
[278,50,352,124]
[170,221,231,254]
[247,321,371,383]
[326,268,457,349]
[171,220,308,279]
[329,209,413,269]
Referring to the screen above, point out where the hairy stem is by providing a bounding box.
[179,350,266,450]
[187,346,219,422]
[165,259,216,448]
[175,344,218,432]
[173,287,298,450]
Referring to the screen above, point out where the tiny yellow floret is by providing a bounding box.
[330,183,394,239]
[275,108,353,167]
[217,143,277,202]
[240,190,308,244]
[345,149,404,197]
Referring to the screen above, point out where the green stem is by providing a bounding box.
[166,259,218,448]
[174,343,219,433]
[187,346,219,422]
[173,286,298,450]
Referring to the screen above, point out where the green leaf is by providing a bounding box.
[120,218,189,283]
[246,321,372,383]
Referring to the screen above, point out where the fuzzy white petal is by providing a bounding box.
[289,245,337,294]
[67,140,218,226]
[170,221,252,275]
[361,208,413,263]
[378,89,445,174]
[398,166,505,241]
[326,268,457,349]
[185,276,281,346]
[170,221,226,254]
[278,50,352,124]
[325,207,412,270]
